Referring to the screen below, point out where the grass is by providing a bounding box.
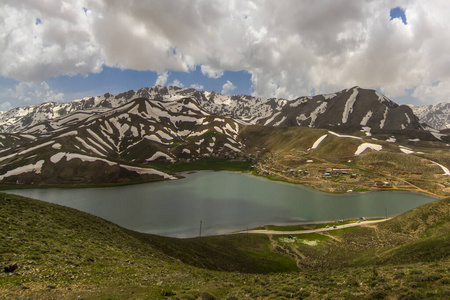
[1,193,449,299]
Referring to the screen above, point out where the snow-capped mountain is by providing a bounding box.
[0,85,447,186]
[409,102,450,130]
[0,86,421,133]
[0,95,245,185]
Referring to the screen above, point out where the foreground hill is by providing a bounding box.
[1,193,449,299]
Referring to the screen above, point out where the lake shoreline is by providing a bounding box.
[6,170,436,238]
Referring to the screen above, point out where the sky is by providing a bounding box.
[1,1,450,111]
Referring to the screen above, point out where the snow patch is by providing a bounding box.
[323,93,337,100]
[386,137,396,143]
[354,143,382,156]
[18,141,54,155]
[146,151,174,162]
[361,127,372,137]
[431,132,446,141]
[399,146,414,154]
[58,130,78,138]
[0,160,45,180]
[360,111,373,126]
[50,152,66,163]
[65,153,116,166]
[309,102,328,127]
[52,143,62,150]
[195,139,205,145]
[405,113,411,124]
[311,134,328,150]
[329,131,362,139]
[342,88,358,124]
[264,112,281,126]
[20,134,36,140]
[156,130,173,141]
[430,161,450,176]
[380,108,388,129]
[224,143,241,152]
[76,137,104,156]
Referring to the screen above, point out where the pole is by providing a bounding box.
[385,208,387,219]
[199,220,202,237]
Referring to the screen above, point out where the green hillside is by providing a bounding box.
[1,193,449,299]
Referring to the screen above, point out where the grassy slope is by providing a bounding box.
[1,193,449,299]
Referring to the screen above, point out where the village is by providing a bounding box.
[251,150,431,194]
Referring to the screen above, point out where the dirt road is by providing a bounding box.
[233,219,391,235]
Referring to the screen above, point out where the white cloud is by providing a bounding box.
[201,65,224,79]
[412,81,450,104]
[155,71,169,86]
[2,81,65,108]
[170,79,184,88]
[222,80,236,95]
[190,83,204,90]
[0,0,103,82]
[1,1,450,105]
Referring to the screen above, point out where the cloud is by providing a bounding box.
[0,0,103,82]
[155,71,169,86]
[412,81,450,104]
[221,80,236,95]
[1,1,450,105]
[190,83,204,90]
[170,79,184,88]
[2,81,65,109]
[201,65,224,79]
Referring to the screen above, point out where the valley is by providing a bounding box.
[0,86,449,299]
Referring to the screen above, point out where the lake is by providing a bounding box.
[7,171,436,238]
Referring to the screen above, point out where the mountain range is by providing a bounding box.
[409,102,450,130]
[0,85,448,186]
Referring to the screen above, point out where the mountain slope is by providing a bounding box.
[410,102,450,130]
[0,96,245,185]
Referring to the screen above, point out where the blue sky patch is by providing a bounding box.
[390,7,407,25]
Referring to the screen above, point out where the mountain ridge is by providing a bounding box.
[0,85,423,133]
[409,102,450,130]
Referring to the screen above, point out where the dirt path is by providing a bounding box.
[233,219,391,236]
[268,234,306,269]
